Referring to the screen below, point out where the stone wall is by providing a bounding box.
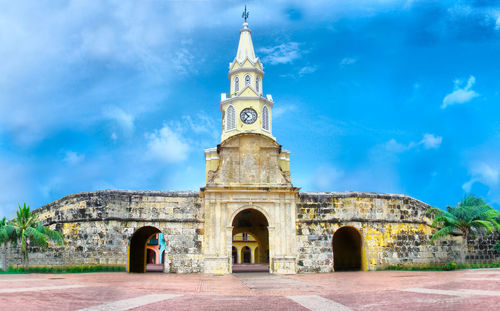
[2,188,498,273]
[5,190,204,273]
[467,232,500,263]
[296,192,461,272]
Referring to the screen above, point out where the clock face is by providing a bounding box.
[240,108,257,124]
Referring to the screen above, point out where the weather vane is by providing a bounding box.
[242,5,249,22]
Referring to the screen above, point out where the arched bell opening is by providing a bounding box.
[129,226,164,273]
[332,226,362,272]
[231,208,269,273]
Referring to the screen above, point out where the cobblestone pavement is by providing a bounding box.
[0,269,499,310]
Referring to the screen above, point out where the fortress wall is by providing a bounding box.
[7,190,204,272]
[296,192,459,272]
[466,232,500,263]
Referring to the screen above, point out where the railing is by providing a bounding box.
[147,238,158,245]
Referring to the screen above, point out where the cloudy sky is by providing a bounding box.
[1,0,499,217]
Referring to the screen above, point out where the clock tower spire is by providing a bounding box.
[219,19,275,142]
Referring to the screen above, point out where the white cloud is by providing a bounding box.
[173,48,196,75]
[63,151,85,165]
[298,65,317,76]
[103,106,135,133]
[259,42,301,65]
[419,133,442,149]
[441,75,479,109]
[462,162,499,193]
[496,15,500,30]
[472,163,498,185]
[385,138,411,153]
[182,114,217,136]
[272,105,297,118]
[384,133,442,153]
[340,57,357,66]
[145,124,190,163]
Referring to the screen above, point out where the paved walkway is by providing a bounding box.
[0,269,499,310]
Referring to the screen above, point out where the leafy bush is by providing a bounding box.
[443,262,457,271]
[0,265,126,274]
[386,262,499,271]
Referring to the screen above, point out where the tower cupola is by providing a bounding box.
[220,17,275,142]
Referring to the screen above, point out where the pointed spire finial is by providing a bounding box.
[242,5,249,23]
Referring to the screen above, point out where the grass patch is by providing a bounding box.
[0,265,126,274]
[385,261,500,271]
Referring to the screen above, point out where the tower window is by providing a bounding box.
[256,77,260,93]
[262,105,269,131]
[226,105,236,131]
[245,75,251,86]
[234,77,239,93]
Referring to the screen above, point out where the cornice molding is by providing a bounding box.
[228,67,264,78]
[220,95,274,111]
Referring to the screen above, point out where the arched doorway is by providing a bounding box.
[231,208,269,272]
[129,226,163,273]
[242,246,251,263]
[332,226,362,271]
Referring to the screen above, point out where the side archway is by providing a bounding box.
[332,226,362,271]
[129,226,162,273]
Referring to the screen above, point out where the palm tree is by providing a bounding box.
[11,203,65,269]
[0,217,15,271]
[428,194,500,263]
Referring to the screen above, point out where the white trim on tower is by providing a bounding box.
[262,105,270,131]
[225,104,236,131]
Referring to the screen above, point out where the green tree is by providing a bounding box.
[0,217,15,271]
[428,194,500,263]
[11,203,65,269]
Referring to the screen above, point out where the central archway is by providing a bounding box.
[332,226,362,271]
[129,226,162,273]
[231,208,269,273]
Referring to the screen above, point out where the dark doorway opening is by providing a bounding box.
[146,249,156,264]
[232,247,238,264]
[231,208,269,273]
[242,246,251,263]
[332,226,362,271]
[129,226,163,273]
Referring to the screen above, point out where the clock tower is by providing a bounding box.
[201,14,298,275]
[220,21,275,142]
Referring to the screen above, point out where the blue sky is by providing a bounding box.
[1,0,499,218]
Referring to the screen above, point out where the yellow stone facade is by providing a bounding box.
[232,233,260,264]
